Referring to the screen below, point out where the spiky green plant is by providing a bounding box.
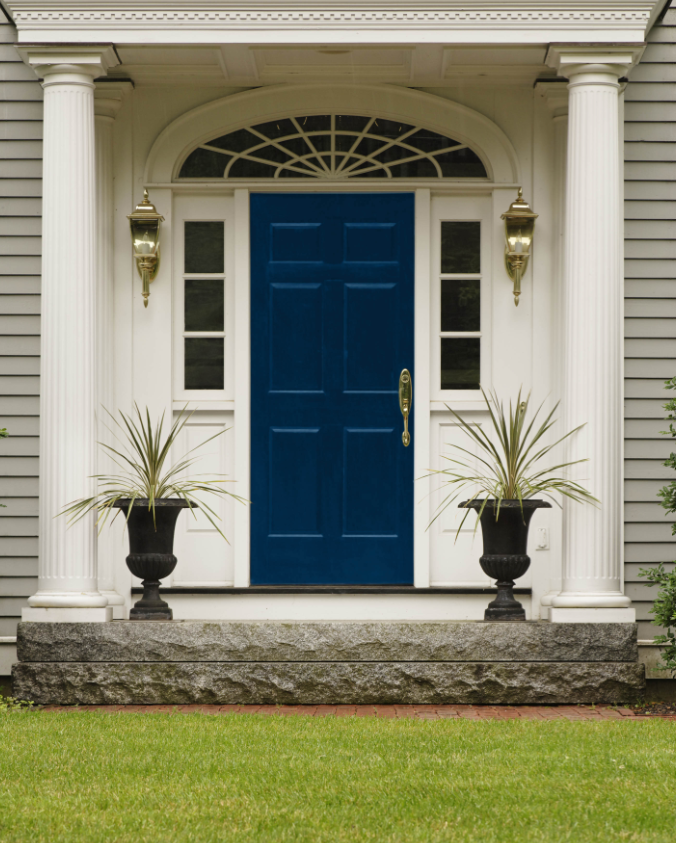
[427,387,598,535]
[60,404,246,540]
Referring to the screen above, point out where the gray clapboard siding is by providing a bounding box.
[0,336,40,355]
[625,298,676,315]
[626,358,676,377]
[626,543,676,562]
[625,259,675,277]
[625,418,667,437]
[625,220,675,238]
[625,440,673,459]
[625,102,676,120]
[0,558,37,576]
[0,217,41,235]
[0,11,40,642]
[625,122,676,140]
[626,337,676,356]
[0,477,38,496]
[625,479,665,499]
[0,296,40,315]
[0,357,39,374]
[625,161,676,179]
[625,200,676,219]
[624,181,676,201]
[626,280,676,297]
[624,0,676,638]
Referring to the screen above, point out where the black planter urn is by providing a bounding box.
[460,499,551,621]
[113,498,194,620]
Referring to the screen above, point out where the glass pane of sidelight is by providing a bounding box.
[441,338,480,391]
[441,279,480,332]
[185,279,224,332]
[185,338,224,390]
[184,221,224,274]
[441,221,480,274]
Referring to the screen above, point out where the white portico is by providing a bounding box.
[4,0,664,626]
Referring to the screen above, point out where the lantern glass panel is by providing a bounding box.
[505,219,534,256]
[131,220,160,259]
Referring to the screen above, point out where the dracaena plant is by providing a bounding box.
[427,387,598,533]
[61,404,246,540]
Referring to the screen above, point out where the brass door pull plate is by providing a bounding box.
[399,369,412,447]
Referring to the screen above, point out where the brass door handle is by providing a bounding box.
[399,369,412,447]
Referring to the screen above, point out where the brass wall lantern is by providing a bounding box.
[501,188,538,306]
[128,189,164,308]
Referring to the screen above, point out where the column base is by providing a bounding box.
[99,591,127,619]
[22,607,113,623]
[539,592,560,620]
[549,607,636,624]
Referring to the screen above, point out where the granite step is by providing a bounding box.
[12,620,645,706]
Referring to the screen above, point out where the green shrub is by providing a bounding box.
[639,376,676,675]
[0,694,34,712]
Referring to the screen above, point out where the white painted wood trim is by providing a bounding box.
[143,84,520,185]
[233,188,251,586]
[414,188,431,588]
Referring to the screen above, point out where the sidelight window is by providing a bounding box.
[183,221,226,391]
[439,221,481,391]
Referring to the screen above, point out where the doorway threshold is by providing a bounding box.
[131,585,532,595]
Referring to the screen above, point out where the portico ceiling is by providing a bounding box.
[3,0,666,47]
[106,44,556,87]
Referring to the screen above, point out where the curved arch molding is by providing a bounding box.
[144,84,520,185]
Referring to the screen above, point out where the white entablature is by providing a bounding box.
[4,0,664,44]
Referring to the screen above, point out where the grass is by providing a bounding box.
[0,713,674,843]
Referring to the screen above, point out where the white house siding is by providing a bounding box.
[0,10,41,637]
[625,1,676,638]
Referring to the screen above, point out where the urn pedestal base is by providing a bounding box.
[129,581,173,621]
[480,554,530,622]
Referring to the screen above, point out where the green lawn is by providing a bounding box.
[0,713,674,843]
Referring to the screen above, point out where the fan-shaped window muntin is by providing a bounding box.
[179,115,488,180]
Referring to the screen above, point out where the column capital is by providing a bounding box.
[95,79,133,120]
[546,43,645,82]
[535,80,569,118]
[16,44,119,82]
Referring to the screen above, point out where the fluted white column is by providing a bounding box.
[546,46,643,622]
[19,47,119,622]
[94,82,132,618]
[535,81,568,617]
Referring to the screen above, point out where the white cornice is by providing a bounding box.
[3,1,662,46]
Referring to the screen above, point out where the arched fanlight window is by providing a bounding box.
[178,114,487,180]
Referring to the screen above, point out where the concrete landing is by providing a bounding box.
[12,621,645,706]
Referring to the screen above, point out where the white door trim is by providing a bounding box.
[413,188,431,587]
[233,188,251,586]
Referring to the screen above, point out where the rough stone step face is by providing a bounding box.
[12,661,646,706]
[16,621,639,664]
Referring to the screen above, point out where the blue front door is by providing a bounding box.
[250,193,414,584]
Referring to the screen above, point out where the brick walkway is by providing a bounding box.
[39,704,676,720]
